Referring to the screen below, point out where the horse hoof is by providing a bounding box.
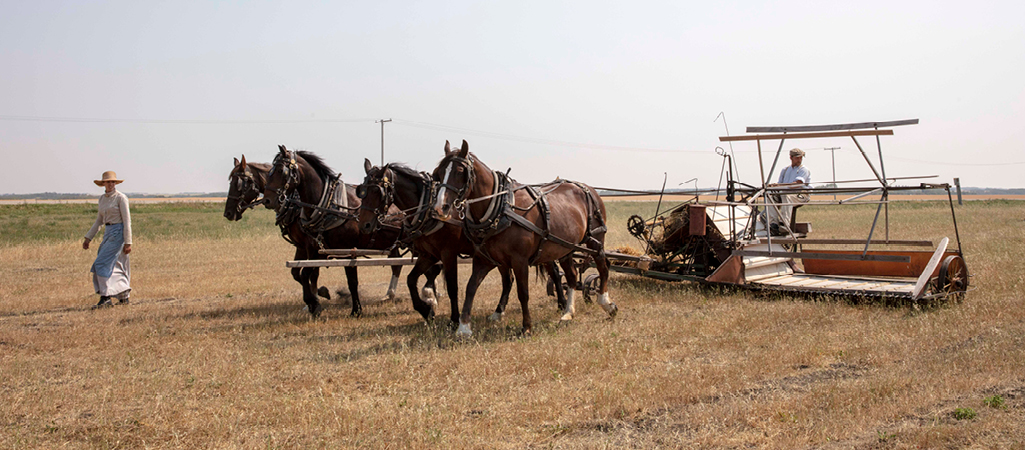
[559,312,574,322]
[350,309,363,318]
[487,312,503,322]
[456,323,473,337]
[309,304,324,318]
[606,303,618,318]
[317,286,330,299]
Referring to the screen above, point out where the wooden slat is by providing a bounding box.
[719,129,894,142]
[756,238,934,247]
[734,250,910,263]
[913,237,949,300]
[319,249,391,257]
[746,119,918,133]
[286,257,473,268]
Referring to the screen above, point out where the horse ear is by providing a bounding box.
[444,140,451,154]
[364,158,373,174]
[234,157,240,167]
[240,154,247,166]
[278,145,287,154]
[457,140,469,158]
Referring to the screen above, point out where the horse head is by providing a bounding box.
[224,154,266,220]
[356,158,395,234]
[431,140,476,221]
[263,145,302,210]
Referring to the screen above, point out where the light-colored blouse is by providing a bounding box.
[85,190,132,244]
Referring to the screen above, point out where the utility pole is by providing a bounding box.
[376,118,392,165]
[824,146,840,200]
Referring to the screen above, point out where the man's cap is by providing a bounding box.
[789,148,806,157]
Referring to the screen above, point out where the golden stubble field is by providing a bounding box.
[2,200,1024,449]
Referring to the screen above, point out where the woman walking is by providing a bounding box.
[82,171,133,309]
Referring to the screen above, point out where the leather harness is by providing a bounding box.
[448,155,607,266]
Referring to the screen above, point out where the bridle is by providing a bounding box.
[357,166,396,229]
[436,154,476,218]
[269,150,301,208]
[227,167,263,214]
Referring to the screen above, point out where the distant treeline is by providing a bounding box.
[0,192,229,200]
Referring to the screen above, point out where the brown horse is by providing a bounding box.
[224,155,269,221]
[225,154,417,313]
[431,140,617,336]
[355,159,516,326]
[261,146,432,317]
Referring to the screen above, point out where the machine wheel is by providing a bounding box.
[937,255,969,300]
[582,273,600,304]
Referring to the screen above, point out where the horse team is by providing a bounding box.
[224,141,617,336]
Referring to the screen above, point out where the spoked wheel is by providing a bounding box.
[627,215,647,239]
[581,273,600,304]
[937,255,969,301]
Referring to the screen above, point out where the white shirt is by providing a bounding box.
[85,190,132,244]
[778,165,811,185]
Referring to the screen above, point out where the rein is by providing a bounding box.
[227,167,265,214]
[359,166,443,242]
[444,154,606,262]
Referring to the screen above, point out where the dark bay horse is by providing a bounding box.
[355,159,516,326]
[261,146,434,317]
[432,140,618,336]
[225,154,412,313]
[225,155,269,221]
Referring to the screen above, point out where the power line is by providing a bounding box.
[0,115,376,124]
[391,119,711,154]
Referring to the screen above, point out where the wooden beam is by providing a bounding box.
[756,238,934,247]
[719,129,893,142]
[746,119,918,133]
[913,237,949,299]
[287,257,473,268]
[319,249,391,257]
[734,250,910,263]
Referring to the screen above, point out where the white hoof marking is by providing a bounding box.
[456,323,473,336]
[488,311,503,322]
[422,287,436,301]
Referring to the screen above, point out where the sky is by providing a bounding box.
[2,1,1023,195]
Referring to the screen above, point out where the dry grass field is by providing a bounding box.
[2,200,1024,449]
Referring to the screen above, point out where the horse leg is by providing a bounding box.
[545,262,569,321]
[558,256,578,321]
[487,267,514,322]
[587,241,617,318]
[406,255,438,322]
[440,254,461,327]
[512,262,533,335]
[301,267,324,317]
[476,265,520,324]
[383,248,403,302]
[344,266,362,317]
[458,259,495,336]
[422,263,442,304]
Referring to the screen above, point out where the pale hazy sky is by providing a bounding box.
[2,1,1023,194]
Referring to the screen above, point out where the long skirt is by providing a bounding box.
[91,223,131,299]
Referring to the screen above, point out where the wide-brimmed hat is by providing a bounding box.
[94,171,124,186]
[789,148,806,157]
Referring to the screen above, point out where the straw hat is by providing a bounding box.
[94,171,124,186]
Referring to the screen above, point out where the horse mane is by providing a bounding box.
[383,162,422,181]
[296,151,336,181]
